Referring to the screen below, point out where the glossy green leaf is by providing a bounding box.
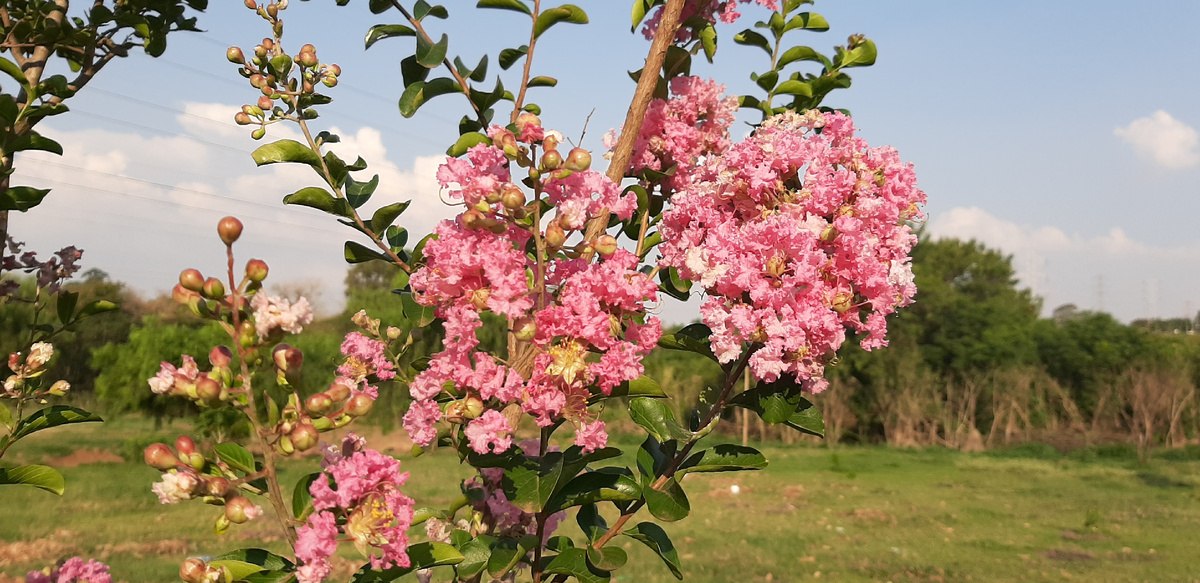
[0,404,12,430]
[631,0,662,31]
[774,79,812,96]
[644,477,690,522]
[282,187,352,218]
[487,535,538,579]
[501,453,563,511]
[734,30,771,56]
[386,225,409,250]
[243,571,294,583]
[730,380,825,436]
[413,0,449,20]
[12,406,102,441]
[698,23,717,62]
[546,468,641,513]
[784,0,815,11]
[657,323,716,362]
[0,464,65,495]
[447,132,491,157]
[499,45,529,70]
[596,375,666,402]
[371,201,411,234]
[399,292,436,326]
[677,444,768,477]
[416,33,449,68]
[398,77,459,118]
[541,548,609,583]
[576,503,608,543]
[345,241,390,264]
[784,12,829,32]
[346,174,380,207]
[533,4,588,39]
[252,139,322,170]
[527,75,557,88]
[837,38,877,68]
[586,546,627,572]
[477,0,531,15]
[77,300,118,319]
[0,186,51,212]
[755,70,779,92]
[455,537,492,579]
[365,24,416,49]
[777,45,829,69]
[292,472,321,520]
[209,560,266,582]
[11,132,63,155]
[351,542,463,582]
[786,405,825,436]
[629,398,693,443]
[623,522,682,579]
[214,442,256,474]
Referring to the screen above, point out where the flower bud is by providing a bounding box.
[545,223,566,248]
[272,344,303,373]
[266,3,278,18]
[144,443,177,470]
[202,277,225,300]
[539,150,563,171]
[205,476,231,498]
[243,0,256,9]
[46,380,70,396]
[179,269,205,292]
[251,128,266,140]
[513,316,537,341]
[312,416,334,431]
[257,95,273,111]
[290,423,319,451]
[500,184,525,210]
[233,112,252,125]
[276,435,295,455]
[820,224,838,243]
[564,147,592,172]
[463,396,484,420]
[345,393,374,417]
[305,392,333,415]
[444,401,467,424]
[225,496,259,524]
[327,64,341,76]
[172,283,197,305]
[175,435,196,456]
[326,380,352,403]
[226,47,245,64]
[461,209,488,231]
[514,112,541,135]
[249,74,266,89]
[218,216,244,245]
[196,377,222,403]
[180,558,208,583]
[297,51,318,68]
[209,345,233,368]
[593,235,618,256]
[386,326,401,341]
[238,321,258,348]
[543,133,560,152]
[187,452,206,471]
[322,75,338,88]
[243,258,269,283]
[830,292,854,314]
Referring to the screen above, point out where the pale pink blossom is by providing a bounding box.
[250,293,313,340]
[151,471,199,504]
[464,410,513,455]
[574,420,608,453]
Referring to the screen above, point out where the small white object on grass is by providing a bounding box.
[730,484,741,495]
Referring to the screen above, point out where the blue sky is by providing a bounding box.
[9,1,1200,323]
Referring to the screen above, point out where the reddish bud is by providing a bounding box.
[234,112,252,125]
[298,51,318,68]
[266,3,278,17]
[257,95,273,111]
[565,147,592,172]
[204,476,231,498]
[196,377,221,402]
[244,259,269,283]
[179,269,205,292]
[202,277,225,300]
[345,393,374,417]
[172,283,197,305]
[180,558,208,583]
[218,216,244,245]
[462,209,488,231]
[326,380,352,403]
[305,393,333,415]
[272,344,303,372]
[300,44,316,54]
[593,235,619,256]
[290,423,319,451]
[225,496,258,524]
[444,401,466,424]
[545,223,566,248]
[209,345,233,368]
[174,435,196,456]
[539,150,563,171]
[543,133,560,152]
[513,316,537,341]
[500,184,525,210]
[514,112,541,134]
[144,443,177,470]
[226,47,245,64]
[249,74,266,89]
[322,75,338,88]
[243,0,257,8]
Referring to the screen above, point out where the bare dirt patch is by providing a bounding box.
[44,448,123,467]
[1044,549,1096,561]
[0,530,77,568]
[848,508,896,524]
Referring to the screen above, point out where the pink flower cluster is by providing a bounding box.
[250,293,313,340]
[1,237,83,297]
[612,76,738,194]
[641,0,779,42]
[336,332,396,400]
[405,128,659,455]
[296,437,414,583]
[148,355,200,395]
[26,558,111,583]
[659,111,925,391]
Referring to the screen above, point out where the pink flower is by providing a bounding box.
[574,420,608,453]
[464,410,514,454]
[338,332,396,382]
[28,557,112,583]
[251,293,313,340]
[151,471,198,504]
[402,399,442,448]
[295,511,338,583]
[641,0,779,42]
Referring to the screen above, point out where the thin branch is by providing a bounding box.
[389,0,489,129]
[510,0,541,123]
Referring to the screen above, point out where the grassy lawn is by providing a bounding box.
[2,419,1199,582]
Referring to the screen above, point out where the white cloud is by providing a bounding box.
[927,207,1200,321]
[1114,110,1200,168]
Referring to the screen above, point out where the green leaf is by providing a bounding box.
[774,79,812,96]
[346,174,380,208]
[755,70,779,92]
[212,549,294,582]
[628,398,693,443]
[11,132,63,155]
[57,290,79,325]
[370,201,411,234]
[546,468,641,513]
[698,23,717,62]
[477,0,531,15]
[399,78,460,118]
[243,571,294,583]
[455,537,492,579]
[487,535,538,579]
[351,542,463,582]
[0,186,51,212]
[501,452,564,512]
[777,45,829,69]
[534,4,588,39]
[416,33,449,68]
[413,0,449,20]
[364,24,416,49]
[0,57,29,91]
[784,12,829,32]
[77,300,118,319]
[677,444,768,477]
[214,549,294,571]
[401,55,431,86]
[386,225,409,250]
[644,477,690,522]
[784,0,815,11]
[657,323,716,362]
[836,38,877,68]
[209,560,266,582]
[586,546,627,572]
[282,187,352,218]
[730,379,825,436]
[345,241,390,264]
[292,472,321,520]
[623,522,683,579]
[12,406,102,441]
[447,132,491,157]
[0,464,65,495]
[541,548,610,583]
[527,75,557,88]
[252,139,322,170]
[597,375,666,402]
[399,292,436,326]
[576,503,608,543]
[786,405,825,437]
[734,30,771,56]
[214,442,256,474]
[499,46,529,70]
[631,0,662,31]
[0,403,12,430]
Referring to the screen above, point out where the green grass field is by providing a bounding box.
[2,419,1199,583]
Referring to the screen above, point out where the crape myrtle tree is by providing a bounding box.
[34,0,925,582]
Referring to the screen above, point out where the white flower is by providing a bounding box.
[152,471,199,504]
[26,342,53,370]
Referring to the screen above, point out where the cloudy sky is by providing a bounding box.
[8,1,1200,323]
